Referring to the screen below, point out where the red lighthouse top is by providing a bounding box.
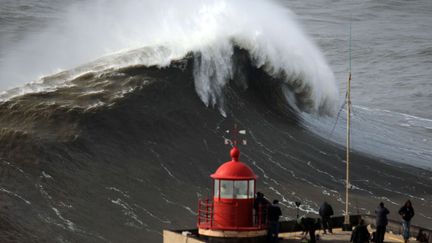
[211,147,257,180]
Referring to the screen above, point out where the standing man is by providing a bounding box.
[319,201,334,234]
[399,200,415,243]
[267,200,282,243]
[375,202,390,243]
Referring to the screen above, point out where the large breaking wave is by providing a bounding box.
[0,0,338,115]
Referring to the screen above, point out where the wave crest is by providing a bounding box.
[0,0,338,115]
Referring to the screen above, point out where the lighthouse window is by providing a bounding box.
[248,180,255,198]
[214,179,219,197]
[220,180,234,198]
[234,180,248,199]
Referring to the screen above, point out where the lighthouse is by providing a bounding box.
[197,146,267,238]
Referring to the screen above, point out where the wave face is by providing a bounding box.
[0,0,338,115]
[1,50,432,243]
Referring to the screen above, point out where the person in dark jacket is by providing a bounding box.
[298,216,320,243]
[254,192,270,224]
[351,219,371,243]
[267,200,282,243]
[319,201,334,234]
[399,200,415,243]
[375,202,389,243]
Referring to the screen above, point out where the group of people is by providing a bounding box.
[254,193,334,243]
[318,200,415,243]
[254,193,416,243]
[254,195,331,243]
[351,200,415,243]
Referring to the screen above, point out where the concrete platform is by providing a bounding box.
[279,228,419,243]
[163,215,432,242]
[163,228,421,243]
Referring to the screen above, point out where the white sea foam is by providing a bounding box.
[183,206,198,216]
[134,204,171,224]
[0,187,31,205]
[306,161,338,183]
[111,198,145,227]
[38,184,53,200]
[41,171,53,179]
[2,160,25,174]
[52,207,76,231]
[160,163,175,179]
[160,193,197,217]
[0,0,338,115]
[106,186,130,198]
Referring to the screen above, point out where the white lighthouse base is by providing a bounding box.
[198,228,267,238]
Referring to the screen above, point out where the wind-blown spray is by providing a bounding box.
[0,0,338,115]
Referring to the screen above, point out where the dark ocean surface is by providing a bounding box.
[0,0,431,242]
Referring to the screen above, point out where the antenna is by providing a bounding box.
[224,124,247,147]
[349,20,352,74]
[329,21,353,138]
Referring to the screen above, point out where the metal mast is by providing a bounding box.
[344,72,352,226]
[343,22,352,229]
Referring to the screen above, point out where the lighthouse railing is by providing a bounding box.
[197,199,213,228]
[197,198,268,230]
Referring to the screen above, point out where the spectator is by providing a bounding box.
[351,219,371,243]
[267,200,282,243]
[375,202,389,243]
[319,201,334,234]
[399,200,415,243]
[298,216,320,243]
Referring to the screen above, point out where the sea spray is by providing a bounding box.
[0,0,338,115]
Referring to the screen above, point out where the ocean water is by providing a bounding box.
[0,1,431,242]
[291,0,432,169]
[290,0,432,118]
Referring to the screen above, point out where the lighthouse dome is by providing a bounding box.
[211,147,257,180]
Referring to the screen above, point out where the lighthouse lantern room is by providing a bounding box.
[197,146,267,238]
